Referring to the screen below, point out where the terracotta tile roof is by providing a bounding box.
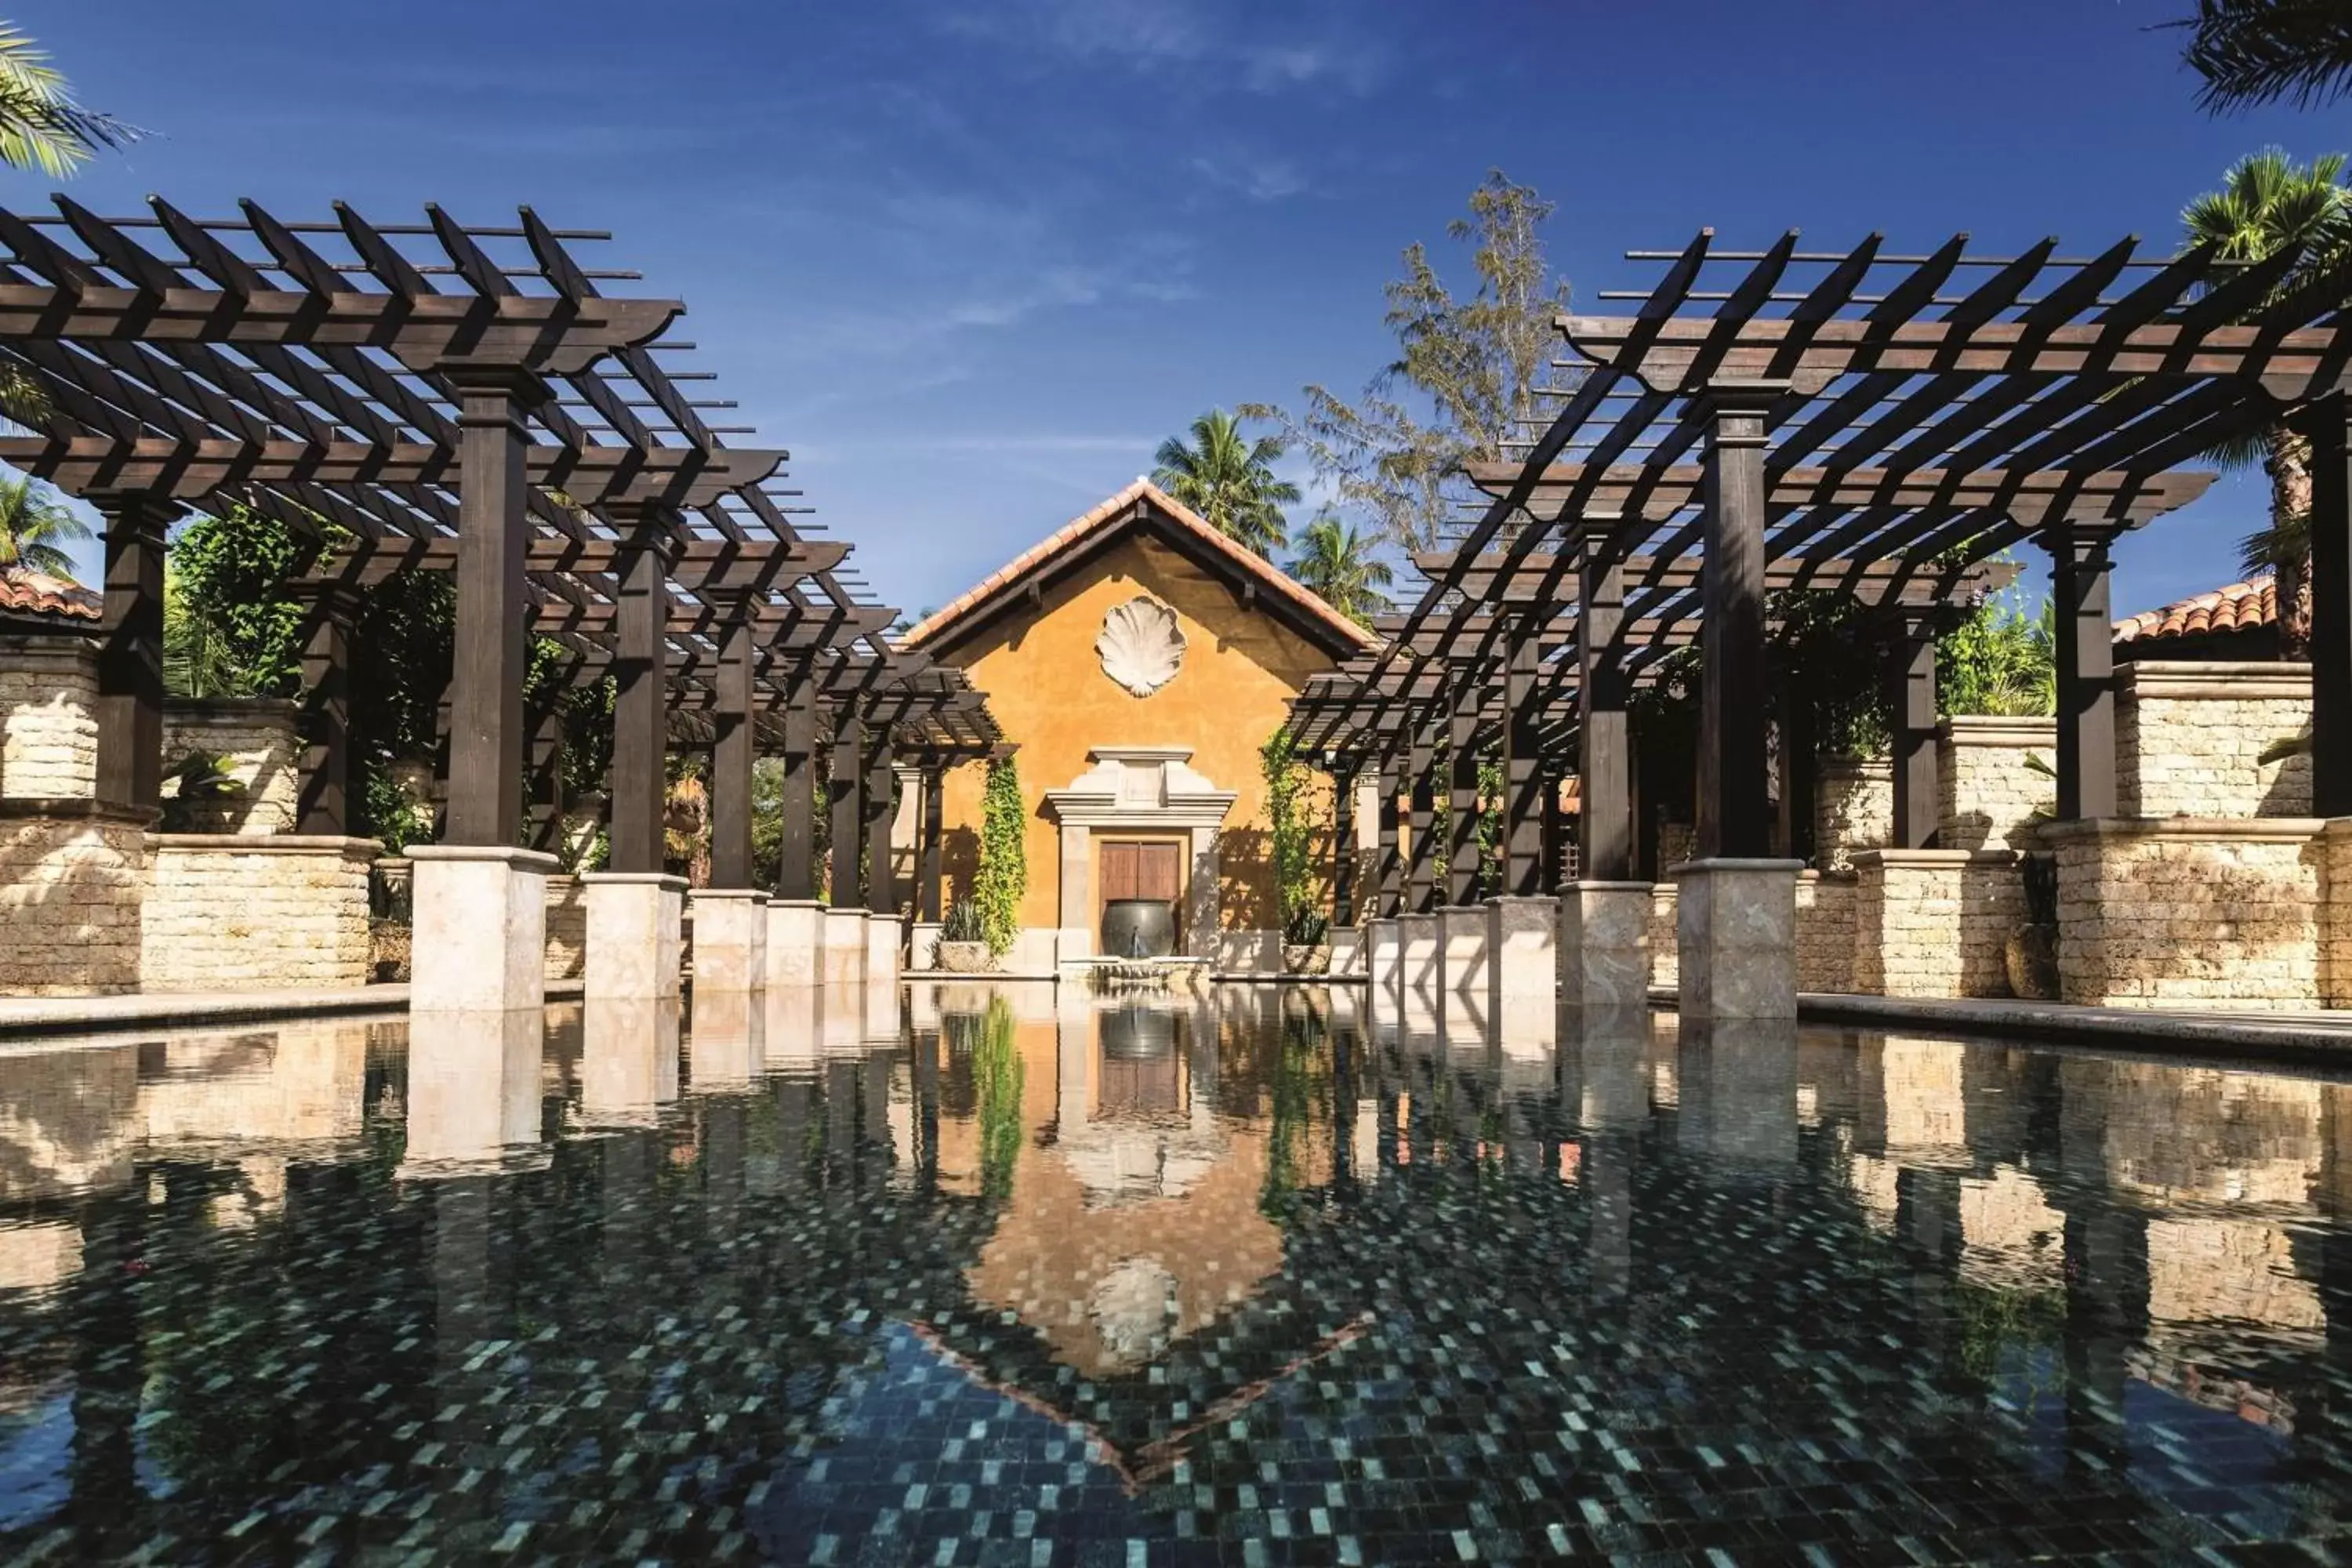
[2112,575,2278,647]
[899,477,1375,654]
[0,568,100,622]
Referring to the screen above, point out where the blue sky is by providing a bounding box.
[24,0,2352,619]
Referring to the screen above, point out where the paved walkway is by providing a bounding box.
[0,978,586,1044]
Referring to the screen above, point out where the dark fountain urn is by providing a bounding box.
[1102,898,1176,959]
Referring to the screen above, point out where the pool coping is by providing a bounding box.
[0,978,587,1042]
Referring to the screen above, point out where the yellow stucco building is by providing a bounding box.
[900,480,1371,973]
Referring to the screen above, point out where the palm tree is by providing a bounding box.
[0,472,91,578]
[1152,408,1300,557]
[2176,0,2352,114]
[0,24,139,176]
[2182,146,2352,658]
[1283,510,1393,626]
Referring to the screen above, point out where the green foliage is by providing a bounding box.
[941,897,989,944]
[2176,1,2352,114]
[1261,723,1321,936]
[1283,510,1393,625]
[972,757,1027,957]
[955,996,1024,1199]
[1476,753,1503,895]
[0,473,91,579]
[0,24,142,178]
[1259,1005,1327,1218]
[167,506,307,699]
[362,763,434,856]
[1245,169,1574,551]
[1773,590,1892,757]
[1153,408,1301,557]
[1938,590,2055,718]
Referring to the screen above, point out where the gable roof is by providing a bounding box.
[2114,575,2278,648]
[0,568,100,623]
[900,478,1375,659]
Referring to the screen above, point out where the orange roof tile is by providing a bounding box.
[0,568,100,622]
[899,478,1374,655]
[2112,575,2278,647]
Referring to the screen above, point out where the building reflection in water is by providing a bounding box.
[6,984,2352,1557]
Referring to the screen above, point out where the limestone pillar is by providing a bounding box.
[1057,819,1092,963]
[767,898,825,988]
[1365,916,1400,991]
[1399,911,1439,991]
[1675,858,1802,1021]
[1486,895,1556,1008]
[1852,848,2019,1000]
[865,909,902,986]
[582,870,685,1003]
[1559,880,1653,1010]
[689,887,768,993]
[409,844,555,1016]
[1438,904,1488,993]
[822,905,867,986]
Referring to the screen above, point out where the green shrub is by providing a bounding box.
[971,757,1026,956]
[941,898,988,944]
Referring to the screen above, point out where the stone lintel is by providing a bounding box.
[149,833,379,859]
[1849,848,2018,869]
[409,844,562,873]
[1936,715,2057,748]
[2035,816,2328,845]
[2118,660,2312,702]
[580,869,689,890]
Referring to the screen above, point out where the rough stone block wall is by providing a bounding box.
[2327,826,2352,1009]
[1647,884,1678,993]
[1853,853,2020,1000]
[546,874,586,979]
[0,638,97,799]
[0,806,147,994]
[1795,872,1856,993]
[1816,758,1892,872]
[141,837,374,992]
[2118,663,2311,819]
[2051,821,2322,1009]
[1939,718,2056,851]
[161,701,300,834]
[1657,822,1697,873]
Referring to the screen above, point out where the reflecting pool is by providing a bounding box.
[4,985,2352,1563]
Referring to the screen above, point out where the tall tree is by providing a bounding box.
[1152,408,1300,557]
[2182,145,2351,656]
[1246,169,1574,552]
[1283,510,1393,626]
[2176,0,2352,114]
[0,472,91,577]
[0,24,138,176]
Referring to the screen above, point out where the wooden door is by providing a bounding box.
[1100,840,1182,905]
[1102,840,1142,903]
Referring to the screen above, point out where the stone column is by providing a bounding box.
[909,765,945,969]
[1058,818,1092,964]
[1675,857,1804,1021]
[1853,848,2020,1000]
[1560,881,1653,1009]
[1564,535,1654,1011]
[1399,908,1439,993]
[584,870,686,1003]
[410,843,558,1017]
[1406,718,1439,913]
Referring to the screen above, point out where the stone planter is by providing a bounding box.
[936,939,993,973]
[1282,943,1331,975]
[2004,924,2058,1001]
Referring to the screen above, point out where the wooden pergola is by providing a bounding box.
[1297,228,2352,926]
[0,195,1000,915]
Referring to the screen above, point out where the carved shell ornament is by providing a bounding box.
[1097,595,1186,698]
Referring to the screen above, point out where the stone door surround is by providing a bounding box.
[1043,747,1237,959]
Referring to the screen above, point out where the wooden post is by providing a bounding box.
[1779,681,1817,866]
[1578,546,1633,880]
[863,731,895,914]
[919,768,945,921]
[1376,756,1403,918]
[608,517,671,875]
[778,676,817,899]
[446,373,543,846]
[1540,764,1565,890]
[93,495,169,815]
[2049,523,2118,821]
[1406,720,1439,914]
[291,581,360,836]
[1504,624,1544,896]
[829,712,863,907]
[1890,612,1940,848]
[708,609,756,887]
[523,678,565,855]
[1697,387,1777,858]
[1447,682,1480,905]
[1330,760,1356,925]
[2310,394,2352,817]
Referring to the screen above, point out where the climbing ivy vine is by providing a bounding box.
[972,756,1027,957]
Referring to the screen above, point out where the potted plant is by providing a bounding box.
[936,898,995,973]
[1282,907,1331,975]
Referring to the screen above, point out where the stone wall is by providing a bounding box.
[0,637,97,799]
[1816,757,1891,872]
[1795,871,1857,993]
[1939,717,2056,851]
[142,836,376,992]
[545,873,586,980]
[162,699,301,834]
[1647,884,1679,993]
[2118,662,2310,819]
[2326,823,2352,1010]
[2047,818,2323,1009]
[1853,850,2020,999]
[0,801,150,995]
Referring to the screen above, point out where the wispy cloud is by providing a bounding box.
[937,0,1388,95]
[1190,152,1312,203]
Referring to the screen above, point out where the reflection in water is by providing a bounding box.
[2,987,2352,1559]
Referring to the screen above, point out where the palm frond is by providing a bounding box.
[2176,0,2352,114]
[0,25,143,177]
